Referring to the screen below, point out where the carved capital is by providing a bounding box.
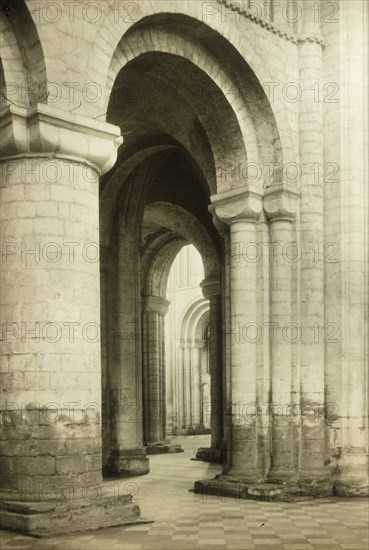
[201,277,221,300]
[210,188,263,225]
[211,212,229,238]
[0,104,122,175]
[263,187,300,222]
[142,295,170,316]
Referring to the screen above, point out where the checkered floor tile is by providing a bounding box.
[1,436,368,549]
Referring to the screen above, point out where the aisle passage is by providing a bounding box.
[0,436,368,550]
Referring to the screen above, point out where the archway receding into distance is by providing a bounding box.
[98,10,284,478]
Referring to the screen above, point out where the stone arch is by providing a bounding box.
[180,299,210,344]
[140,230,187,298]
[0,0,47,107]
[100,145,178,247]
[171,297,211,436]
[85,4,295,165]
[144,202,220,280]
[195,309,211,342]
[82,7,297,184]
[105,29,260,192]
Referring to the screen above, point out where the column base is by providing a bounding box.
[194,447,222,463]
[186,426,212,435]
[334,478,369,497]
[106,448,150,476]
[333,451,369,496]
[194,473,335,502]
[267,468,298,484]
[171,426,211,435]
[145,443,184,455]
[298,469,334,498]
[0,493,150,537]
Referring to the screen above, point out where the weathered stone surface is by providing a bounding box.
[145,444,184,455]
[194,476,334,503]
[195,447,222,464]
[106,449,150,477]
[0,494,148,537]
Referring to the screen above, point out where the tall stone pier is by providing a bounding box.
[0,105,144,535]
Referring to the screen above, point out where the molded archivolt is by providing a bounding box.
[86,9,295,193]
[5,1,298,190]
[106,34,255,193]
[141,231,187,298]
[84,5,297,176]
[194,309,211,344]
[180,299,211,345]
[104,27,284,194]
[0,0,47,107]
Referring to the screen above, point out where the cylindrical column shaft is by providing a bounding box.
[178,345,185,428]
[141,296,169,446]
[159,313,166,441]
[184,346,192,429]
[1,157,102,500]
[267,219,295,480]
[209,293,223,451]
[146,310,160,444]
[0,103,143,535]
[228,220,258,477]
[191,344,202,427]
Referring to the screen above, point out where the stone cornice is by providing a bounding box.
[217,0,325,48]
[0,104,122,175]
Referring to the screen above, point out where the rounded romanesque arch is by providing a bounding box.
[84,4,297,175]
[180,298,210,345]
[103,25,287,194]
[195,309,211,343]
[143,202,220,281]
[168,297,211,435]
[100,144,179,247]
[140,230,187,298]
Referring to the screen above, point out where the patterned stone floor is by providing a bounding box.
[1,436,368,550]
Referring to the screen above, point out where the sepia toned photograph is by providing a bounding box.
[0,0,368,548]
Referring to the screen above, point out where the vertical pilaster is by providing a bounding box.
[298,3,331,493]
[333,0,369,495]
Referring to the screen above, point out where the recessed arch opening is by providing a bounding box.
[99,8,286,480]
